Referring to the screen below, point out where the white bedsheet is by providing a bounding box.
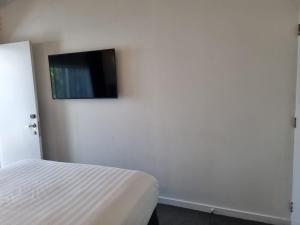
[0,160,158,225]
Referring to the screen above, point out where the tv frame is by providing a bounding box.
[48,48,118,100]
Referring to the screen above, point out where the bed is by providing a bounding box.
[0,160,159,225]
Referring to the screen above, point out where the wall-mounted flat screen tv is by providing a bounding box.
[48,49,117,99]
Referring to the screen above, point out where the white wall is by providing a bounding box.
[0,0,298,223]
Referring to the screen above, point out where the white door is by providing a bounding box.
[0,41,42,167]
[293,37,300,225]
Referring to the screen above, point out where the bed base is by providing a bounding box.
[148,208,159,225]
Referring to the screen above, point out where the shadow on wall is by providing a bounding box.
[0,0,14,7]
[0,15,2,41]
[31,41,73,161]
[30,39,142,162]
[0,0,149,164]
[0,0,40,41]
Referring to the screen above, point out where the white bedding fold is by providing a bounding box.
[0,160,158,225]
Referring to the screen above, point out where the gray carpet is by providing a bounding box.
[157,204,272,225]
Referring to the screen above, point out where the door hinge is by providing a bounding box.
[294,117,297,128]
[290,201,294,213]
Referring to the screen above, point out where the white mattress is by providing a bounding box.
[0,160,158,225]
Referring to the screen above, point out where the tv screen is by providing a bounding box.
[48,49,117,99]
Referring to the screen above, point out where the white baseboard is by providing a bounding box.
[159,196,290,225]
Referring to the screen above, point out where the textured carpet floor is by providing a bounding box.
[157,204,272,225]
